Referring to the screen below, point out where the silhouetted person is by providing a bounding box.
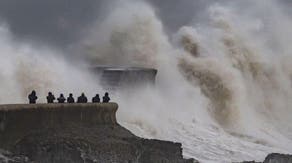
[28,90,38,104]
[46,92,55,103]
[102,92,110,103]
[92,94,100,103]
[67,93,75,103]
[57,94,66,103]
[77,93,88,103]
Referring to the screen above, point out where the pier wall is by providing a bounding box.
[0,103,118,149]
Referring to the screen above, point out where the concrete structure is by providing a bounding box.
[91,67,158,90]
[0,103,117,149]
[0,103,195,163]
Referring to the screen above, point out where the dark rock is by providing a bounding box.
[264,153,292,163]
[184,158,199,163]
[0,103,197,163]
[238,153,292,163]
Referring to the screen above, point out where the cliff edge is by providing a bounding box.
[0,103,195,163]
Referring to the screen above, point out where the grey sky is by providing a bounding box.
[0,0,207,48]
[0,0,290,48]
[0,0,101,46]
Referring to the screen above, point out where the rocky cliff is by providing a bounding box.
[241,153,292,163]
[0,103,195,163]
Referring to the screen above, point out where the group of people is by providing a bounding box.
[28,90,111,104]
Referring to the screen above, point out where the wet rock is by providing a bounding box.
[0,103,196,163]
[264,153,292,163]
[239,153,292,163]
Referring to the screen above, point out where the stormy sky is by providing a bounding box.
[0,0,209,48]
[0,0,101,46]
[0,0,290,48]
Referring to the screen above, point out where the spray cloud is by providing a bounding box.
[0,0,292,162]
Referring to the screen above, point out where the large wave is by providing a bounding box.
[0,0,292,162]
[0,23,103,104]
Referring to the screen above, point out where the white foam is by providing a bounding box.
[0,0,292,162]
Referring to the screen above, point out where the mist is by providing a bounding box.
[0,0,292,162]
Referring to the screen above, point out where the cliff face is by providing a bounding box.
[263,153,292,163]
[0,103,194,163]
[241,153,292,163]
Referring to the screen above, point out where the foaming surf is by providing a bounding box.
[0,0,292,162]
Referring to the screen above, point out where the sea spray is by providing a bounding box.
[0,0,292,162]
[0,24,103,104]
[83,0,292,162]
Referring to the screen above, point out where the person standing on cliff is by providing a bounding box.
[92,94,100,103]
[77,93,88,103]
[28,90,38,104]
[102,92,110,103]
[67,93,75,103]
[57,94,66,103]
[46,92,55,103]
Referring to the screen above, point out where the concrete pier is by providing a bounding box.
[0,103,118,149]
[0,103,195,163]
